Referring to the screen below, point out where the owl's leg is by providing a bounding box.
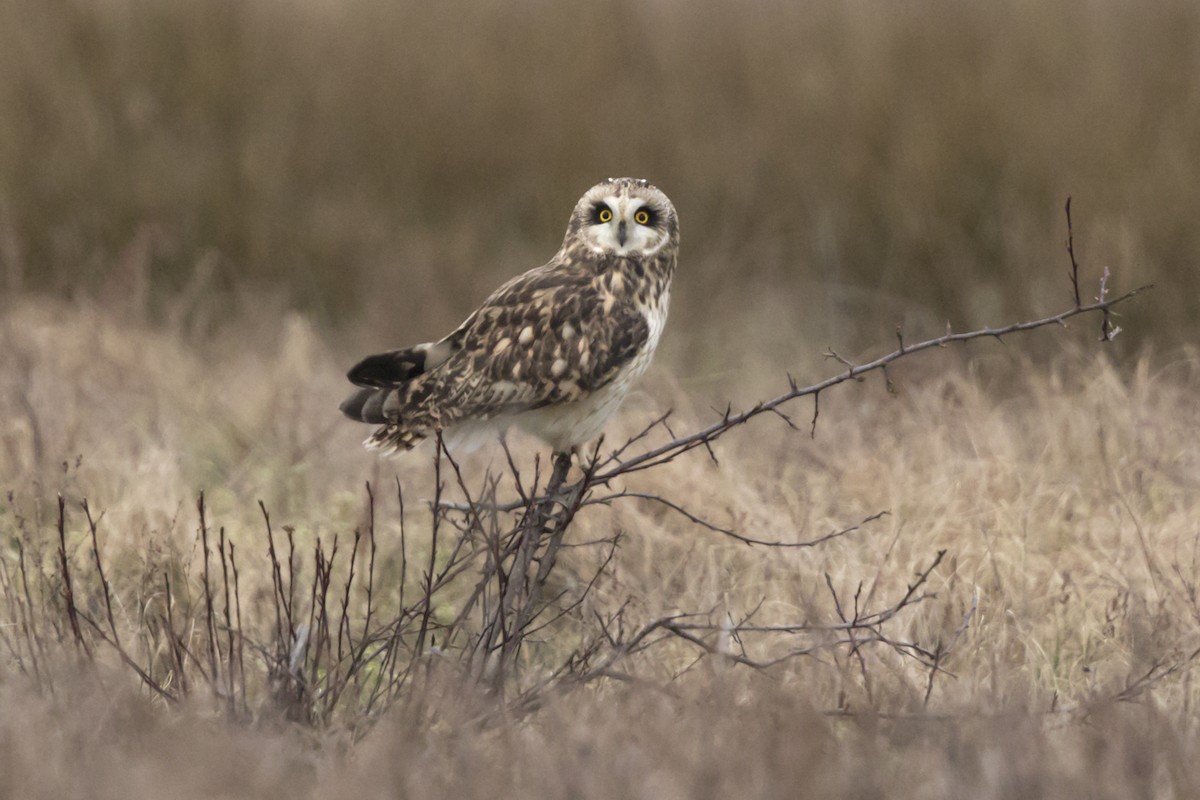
[550,446,588,491]
[547,450,574,494]
[565,439,605,480]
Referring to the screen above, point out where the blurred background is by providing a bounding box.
[3,7,1200,778]
[1,0,1195,372]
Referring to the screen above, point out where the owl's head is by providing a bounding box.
[566,178,678,258]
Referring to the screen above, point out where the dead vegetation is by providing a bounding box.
[3,0,1200,796]
[4,202,1198,797]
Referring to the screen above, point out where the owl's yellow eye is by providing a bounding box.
[634,209,650,225]
[598,207,612,223]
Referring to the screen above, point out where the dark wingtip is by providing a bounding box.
[347,349,427,388]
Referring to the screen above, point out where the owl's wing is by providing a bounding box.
[346,263,578,392]
[437,264,650,418]
[343,262,650,451]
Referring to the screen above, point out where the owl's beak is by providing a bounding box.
[616,219,627,247]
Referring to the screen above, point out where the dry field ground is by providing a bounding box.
[2,0,1200,797]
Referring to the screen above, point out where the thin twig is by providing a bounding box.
[1065,196,1082,308]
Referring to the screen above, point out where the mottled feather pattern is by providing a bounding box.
[340,178,679,454]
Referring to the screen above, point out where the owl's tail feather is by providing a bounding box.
[339,387,430,453]
[365,425,427,454]
[342,336,463,453]
[339,386,393,423]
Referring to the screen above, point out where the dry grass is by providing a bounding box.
[3,287,1199,796]
[3,0,1200,796]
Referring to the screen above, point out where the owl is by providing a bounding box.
[339,178,679,456]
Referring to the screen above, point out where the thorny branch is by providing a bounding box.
[590,281,1147,482]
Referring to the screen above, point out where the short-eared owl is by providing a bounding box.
[340,178,679,455]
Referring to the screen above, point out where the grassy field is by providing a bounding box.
[2,0,1200,797]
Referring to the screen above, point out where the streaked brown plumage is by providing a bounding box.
[340,178,679,455]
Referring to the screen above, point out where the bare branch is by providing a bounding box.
[591,285,1148,483]
[1065,196,1082,308]
[586,493,888,550]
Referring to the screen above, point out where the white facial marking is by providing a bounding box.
[585,189,668,256]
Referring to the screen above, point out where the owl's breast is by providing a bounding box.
[640,286,670,358]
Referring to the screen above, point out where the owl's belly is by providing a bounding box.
[518,295,667,452]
